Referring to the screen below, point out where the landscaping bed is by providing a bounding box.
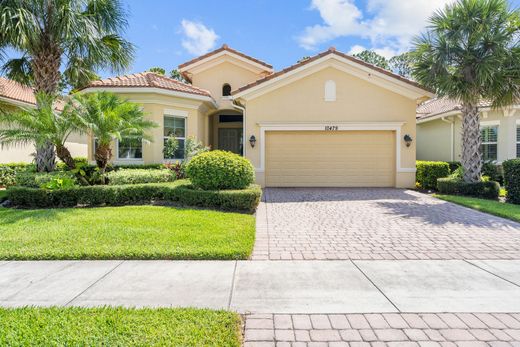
[434,194,520,223]
[7,180,261,212]
[0,307,242,347]
[0,205,255,260]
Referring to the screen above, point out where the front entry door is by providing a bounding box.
[218,128,243,155]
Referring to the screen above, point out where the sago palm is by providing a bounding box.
[412,0,520,182]
[0,0,134,171]
[74,92,157,178]
[0,93,83,171]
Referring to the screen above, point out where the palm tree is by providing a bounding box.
[0,93,83,171]
[74,92,157,180]
[0,0,134,171]
[412,0,520,182]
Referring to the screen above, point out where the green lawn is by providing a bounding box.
[0,205,255,260]
[0,307,242,347]
[434,194,520,223]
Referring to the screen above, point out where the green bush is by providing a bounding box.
[112,164,164,170]
[7,180,262,212]
[437,177,500,199]
[482,161,504,185]
[56,157,89,171]
[503,159,520,204]
[0,163,33,187]
[416,161,450,190]
[186,151,255,190]
[106,169,175,185]
[15,171,77,188]
[447,161,461,173]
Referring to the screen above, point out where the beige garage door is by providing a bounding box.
[265,130,396,187]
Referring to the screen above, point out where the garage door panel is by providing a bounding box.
[265,131,395,187]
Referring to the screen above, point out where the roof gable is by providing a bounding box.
[178,44,273,76]
[233,48,433,101]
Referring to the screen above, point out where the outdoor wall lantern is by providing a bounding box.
[404,134,413,147]
[249,135,257,148]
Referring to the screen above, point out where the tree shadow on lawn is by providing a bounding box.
[0,207,65,225]
[375,198,520,229]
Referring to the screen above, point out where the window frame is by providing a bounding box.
[516,122,520,158]
[116,137,144,161]
[480,123,499,162]
[163,113,187,161]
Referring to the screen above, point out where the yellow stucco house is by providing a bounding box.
[81,45,433,188]
[0,77,88,163]
[417,98,520,163]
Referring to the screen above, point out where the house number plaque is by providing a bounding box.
[324,125,339,131]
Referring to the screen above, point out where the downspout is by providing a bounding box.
[232,101,247,157]
[441,116,455,161]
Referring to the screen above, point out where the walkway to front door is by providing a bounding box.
[252,188,520,261]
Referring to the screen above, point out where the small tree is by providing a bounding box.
[74,92,157,181]
[148,67,166,75]
[389,52,414,79]
[353,50,390,70]
[0,93,84,174]
[412,0,520,182]
[163,135,179,159]
[170,69,189,83]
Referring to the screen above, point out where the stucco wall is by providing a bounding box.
[416,118,453,161]
[241,65,418,188]
[190,61,261,107]
[417,109,519,163]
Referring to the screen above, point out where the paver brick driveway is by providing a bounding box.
[252,188,520,260]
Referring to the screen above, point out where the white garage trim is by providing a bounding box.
[256,122,415,173]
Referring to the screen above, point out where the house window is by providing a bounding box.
[324,80,336,101]
[222,83,231,96]
[163,115,186,159]
[516,125,520,158]
[481,125,498,161]
[117,137,142,159]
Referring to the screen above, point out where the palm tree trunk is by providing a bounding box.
[34,140,56,172]
[95,143,112,184]
[56,144,76,170]
[32,43,62,172]
[461,103,482,182]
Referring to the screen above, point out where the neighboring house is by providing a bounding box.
[81,45,432,188]
[417,97,520,163]
[0,77,88,163]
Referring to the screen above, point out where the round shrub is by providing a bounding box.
[185,150,255,190]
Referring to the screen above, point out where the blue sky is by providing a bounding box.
[4,0,520,77]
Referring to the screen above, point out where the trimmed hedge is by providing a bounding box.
[437,177,500,200]
[106,169,175,185]
[7,180,261,212]
[186,151,255,190]
[503,159,520,204]
[0,163,33,187]
[447,161,461,173]
[416,161,450,190]
[14,171,77,188]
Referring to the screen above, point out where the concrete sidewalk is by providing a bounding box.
[1,260,520,313]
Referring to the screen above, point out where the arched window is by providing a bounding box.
[324,80,336,101]
[222,83,231,96]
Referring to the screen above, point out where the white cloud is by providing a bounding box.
[298,0,454,55]
[348,44,366,55]
[180,19,219,56]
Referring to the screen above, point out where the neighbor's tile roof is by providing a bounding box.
[232,47,431,96]
[417,97,493,120]
[178,44,273,70]
[0,77,37,105]
[85,72,212,97]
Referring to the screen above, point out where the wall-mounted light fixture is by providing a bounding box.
[404,134,413,147]
[249,135,257,148]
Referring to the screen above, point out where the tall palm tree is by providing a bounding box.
[74,92,157,180]
[0,93,83,171]
[0,0,134,171]
[412,0,520,182]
